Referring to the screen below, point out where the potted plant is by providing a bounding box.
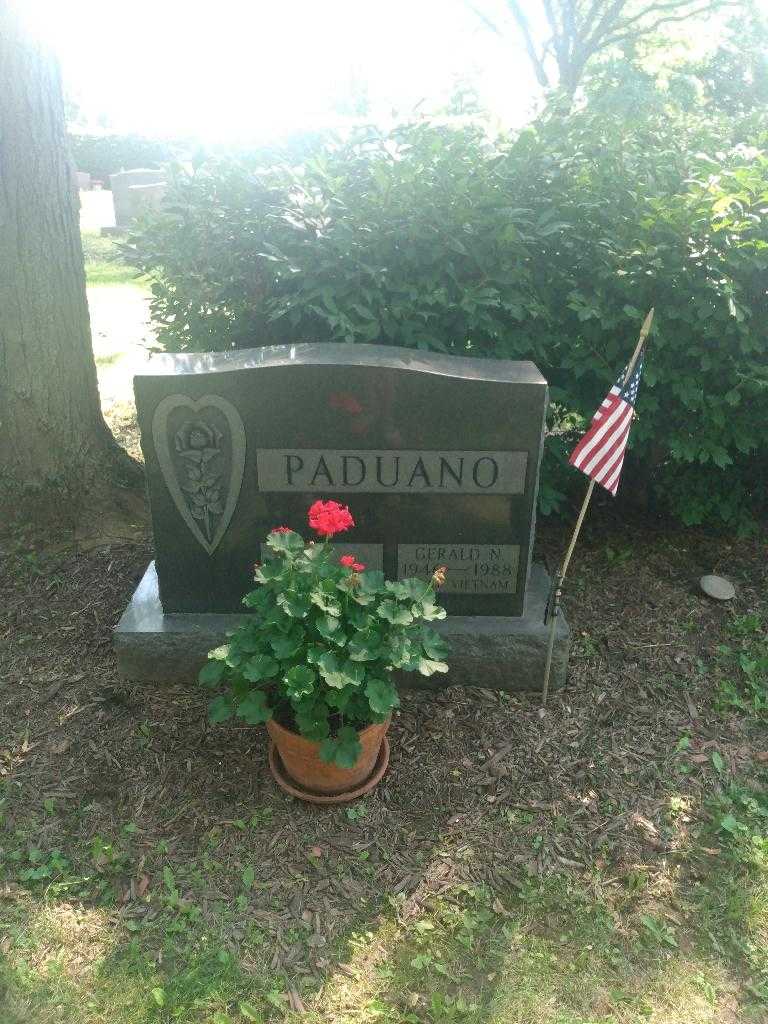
[200,499,449,802]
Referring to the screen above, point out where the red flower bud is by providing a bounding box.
[340,554,366,573]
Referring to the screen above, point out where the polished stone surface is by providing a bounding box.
[134,343,548,617]
[114,562,569,692]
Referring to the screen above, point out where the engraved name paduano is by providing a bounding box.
[256,449,527,494]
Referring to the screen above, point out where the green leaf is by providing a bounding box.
[242,588,271,609]
[420,600,447,621]
[207,645,230,661]
[236,690,272,725]
[365,677,399,715]
[242,654,279,683]
[319,725,362,769]
[199,660,226,688]
[387,633,417,670]
[255,560,284,582]
[324,687,352,711]
[317,652,365,688]
[277,591,311,618]
[348,632,382,662]
[315,613,344,643]
[208,695,234,723]
[315,650,340,679]
[238,1002,264,1023]
[241,864,255,889]
[378,599,414,626]
[359,570,386,594]
[345,603,370,629]
[284,665,315,699]
[310,589,342,616]
[386,578,428,601]
[270,627,305,659]
[265,529,304,554]
[719,813,743,835]
[294,697,330,741]
[421,629,449,660]
[417,657,449,677]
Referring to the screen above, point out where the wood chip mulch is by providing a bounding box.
[1,506,766,976]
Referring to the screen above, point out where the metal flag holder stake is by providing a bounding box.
[540,308,655,712]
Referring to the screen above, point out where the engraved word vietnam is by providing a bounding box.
[256,449,527,494]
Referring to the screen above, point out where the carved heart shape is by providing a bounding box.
[152,394,246,555]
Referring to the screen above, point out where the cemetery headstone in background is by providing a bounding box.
[127,181,167,219]
[109,168,167,227]
[115,344,570,690]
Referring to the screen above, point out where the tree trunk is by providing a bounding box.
[0,2,119,501]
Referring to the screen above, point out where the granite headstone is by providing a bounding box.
[109,168,167,226]
[116,343,570,690]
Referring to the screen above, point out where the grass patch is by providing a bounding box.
[82,231,144,287]
[714,613,768,718]
[0,898,281,1024]
[309,867,767,1023]
[3,814,768,1022]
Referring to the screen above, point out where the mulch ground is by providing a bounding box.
[1,504,766,977]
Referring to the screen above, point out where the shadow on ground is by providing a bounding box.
[1,518,767,1021]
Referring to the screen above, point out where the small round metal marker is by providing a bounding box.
[699,574,736,601]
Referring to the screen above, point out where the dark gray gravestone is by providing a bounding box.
[116,343,570,690]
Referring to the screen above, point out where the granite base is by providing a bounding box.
[114,562,569,692]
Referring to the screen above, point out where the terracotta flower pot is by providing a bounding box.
[266,716,391,797]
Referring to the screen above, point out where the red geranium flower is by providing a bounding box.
[340,554,366,572]
[308,500,354,538]
[271,526,292,534]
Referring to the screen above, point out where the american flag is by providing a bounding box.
[568,351,644,496]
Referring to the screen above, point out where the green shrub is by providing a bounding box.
[68,132,175,185]
[127,111,768,528]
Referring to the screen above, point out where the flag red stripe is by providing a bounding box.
[588,412,633,483]
[581,403,633,477]
[604,455,626,495]
[569,396,626,468]
[568,350,644,497]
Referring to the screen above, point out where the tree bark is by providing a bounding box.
[0,1,119,500]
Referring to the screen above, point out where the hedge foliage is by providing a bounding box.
[127,107,768,528]
[69,133,174,184]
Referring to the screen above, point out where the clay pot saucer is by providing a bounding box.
[268,737,390,805]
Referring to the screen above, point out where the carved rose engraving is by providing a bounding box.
[175,419,225,543]
[152,395,246,555]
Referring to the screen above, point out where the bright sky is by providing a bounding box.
[29,0,742,143]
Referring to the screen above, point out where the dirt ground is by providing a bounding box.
[1,503,765,944]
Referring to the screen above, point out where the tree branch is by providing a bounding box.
[464,1,506,37]
[581,0,630,52]
[602,1,736,45]
[504,0,552,87]
[607,0,737,36]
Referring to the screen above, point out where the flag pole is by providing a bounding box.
[540,308,655,711]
